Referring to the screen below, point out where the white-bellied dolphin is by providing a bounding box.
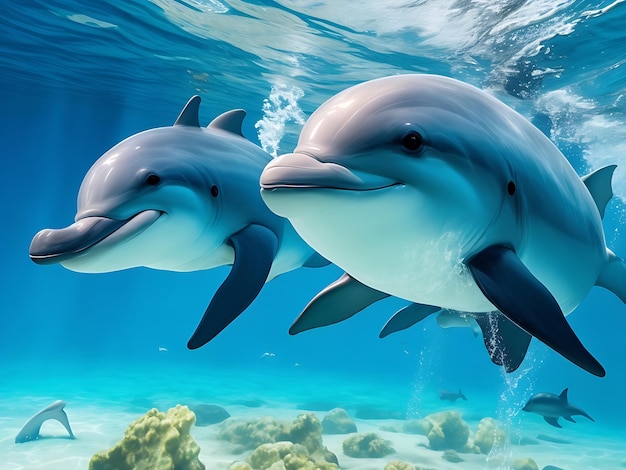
[15,400,75,443]
[522,388,594,428]
[30,96,328,348]
[260,74,626,376]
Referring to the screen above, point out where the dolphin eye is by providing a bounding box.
[210,185,219,197]
[146,174,161,186]
[402,131,423,152]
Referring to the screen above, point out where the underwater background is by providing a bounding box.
[1,1,625,469]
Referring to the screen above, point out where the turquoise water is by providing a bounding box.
[1,1,625,469]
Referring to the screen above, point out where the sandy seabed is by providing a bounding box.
[1,361,624,470]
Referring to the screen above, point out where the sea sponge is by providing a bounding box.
[402,419,432,435]
[442,449,464,463]
[88,405,204,470]
[423,411,470,452]
[322,408,357,434]
[384,460,417,470]
[473,417,507,454]
[218,416,290,449]
[512,457,539,470]
[342,432,395,458]
[219,413,337,466]
[248,442,339,470]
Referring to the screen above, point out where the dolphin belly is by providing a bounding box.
[265,185,495,312]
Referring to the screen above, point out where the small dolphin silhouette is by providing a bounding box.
[522,388,594,428]
[439,389,467,402]
[15,400,75,443]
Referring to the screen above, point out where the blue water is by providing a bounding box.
[1,1,626,469]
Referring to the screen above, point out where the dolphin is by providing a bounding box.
[15,400,75,443]
[439,389,468,402]
[29,96,328,348]
[260,74,626,376]
[522,388,594,428]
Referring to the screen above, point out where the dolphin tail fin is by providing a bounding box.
[15,400,75,444]
[596,249,626,303]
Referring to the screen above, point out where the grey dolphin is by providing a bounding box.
[439,389,468,402]
[15,400,75,443]
[30,96,328,348]
[260,74,626,376]
[522,388,594,428]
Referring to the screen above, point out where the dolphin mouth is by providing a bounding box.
[260,151,398,191]
[30,210,163,265]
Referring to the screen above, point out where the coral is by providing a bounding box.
[322,408,357,434]
[219,413,337,467]
[290,413,323,453]
[189,404,230,426]
[342,432,395,458]
[512,457,539,470]
[384,461,417,470]
[422,411,470,452]
[248,442,338,470]
[229,463,253,470]
[218,416,290,449]
[402,419,433,435]
[442,449,464,463]
[89,405,204,470]
[473,417,507,454]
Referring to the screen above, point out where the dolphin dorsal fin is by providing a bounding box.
[559,388,569,402]
[174,96,201,127]
[581,165,616,219]
[208,109,246,137]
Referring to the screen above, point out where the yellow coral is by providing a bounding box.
[89,405,204,470]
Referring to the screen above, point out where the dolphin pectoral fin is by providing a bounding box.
[596,249,626,303]
[467,245,605,377]
[289,273,390,335]
[379,303,441,338]
[187,224,278,349]
[474,311,532,372]
[544,416,562,428]
[563,416,576,423]
[302,252,331,268]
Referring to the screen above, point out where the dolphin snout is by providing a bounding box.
[29,217,129,265]
[261,152,366,190]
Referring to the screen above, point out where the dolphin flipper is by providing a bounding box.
[379,303,441,338]
[187,224,278,349]
[544,416,562,428]
[303,252,331,268]
[289,273,390,335]
[15,400,75,443]
[474,312,532,372]
[468,245,605,377]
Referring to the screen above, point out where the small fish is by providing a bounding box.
[260,352,276,358]
[158,347,168,352]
